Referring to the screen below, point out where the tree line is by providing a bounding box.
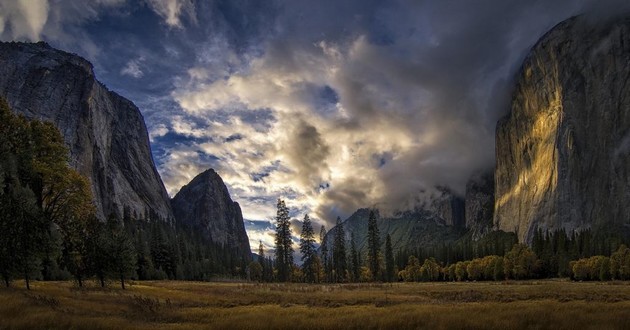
[0,98,248,289]
[262,199,630,283]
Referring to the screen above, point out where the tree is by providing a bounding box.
[610,245,630,280]
[367,210,381,281]
[107,215,137,289]
[385,234,395,282]
[399,256,422,282]
[86,217,111,287]
[504,244,539,280]
[349,233,360,282]
[0,99,48,289]
[300,214,318,283]
[10,185,47,290]
[421,258,441,281]
[319,225,331,282]
[332,216,347,282]
[257,240,267,282]
[248,261,263,281]
[274,199,293,282]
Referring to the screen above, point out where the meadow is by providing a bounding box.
[1,280,630,329]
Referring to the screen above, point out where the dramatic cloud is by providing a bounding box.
[11,0,630,249]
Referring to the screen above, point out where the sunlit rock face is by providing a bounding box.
[0,41,174,221]
[171,169,251,262]
[494,16,630,243]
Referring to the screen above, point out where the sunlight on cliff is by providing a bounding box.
[495,58,563,241]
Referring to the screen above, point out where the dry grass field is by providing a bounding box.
[1,280,630,329]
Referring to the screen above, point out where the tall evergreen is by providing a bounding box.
[367,210,381,281]
[332,216,347,282]
[258,240,265,260]
[320,225,331,282]
[300,214,318,283]
[274,199,293,281]
[385,234,395,282]
[350,232,360,282]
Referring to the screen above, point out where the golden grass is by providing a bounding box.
[1,280,630,329]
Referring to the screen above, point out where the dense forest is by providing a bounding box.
[0,98,247,289]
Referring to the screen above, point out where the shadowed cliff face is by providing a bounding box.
[171,169,251,261]
[465,172,494,240]
[495,16,630,242]
[0,41,173,221]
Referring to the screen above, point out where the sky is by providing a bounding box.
[1,0,628,252]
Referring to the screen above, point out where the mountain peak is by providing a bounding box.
[171,169,251,262]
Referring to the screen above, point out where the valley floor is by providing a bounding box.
[1,280,629,329]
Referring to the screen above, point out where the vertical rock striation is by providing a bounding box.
[0,41,173,221]
[494,16,630,243]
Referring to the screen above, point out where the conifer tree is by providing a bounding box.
[350,232,360,282]
[385,234,395,282]
[332,216,347,282]
[320,225,331,282]
[274,199,293,281]
[259,240,265,260]
[367,210,381,281]
[300,214,318,283]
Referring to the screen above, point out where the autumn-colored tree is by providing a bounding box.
[610,245,630,280]
[399,256,422,282]
[504,244,539,280]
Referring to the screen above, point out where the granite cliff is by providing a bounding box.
[494,16,630,242]
[0,41,172,221]
[171,169,252,262]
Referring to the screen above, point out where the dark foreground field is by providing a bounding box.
[1,280,630,329]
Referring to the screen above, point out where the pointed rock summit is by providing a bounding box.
[171,169,252,262]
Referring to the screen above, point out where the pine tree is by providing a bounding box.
[274,199,293,281]
[385,234,395,282]
[332,216,347,282]
[319,225,331,282]
[350,232,360,282]
[259,240,265,260]
[367,210,381,281]
[300,214,318,283]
